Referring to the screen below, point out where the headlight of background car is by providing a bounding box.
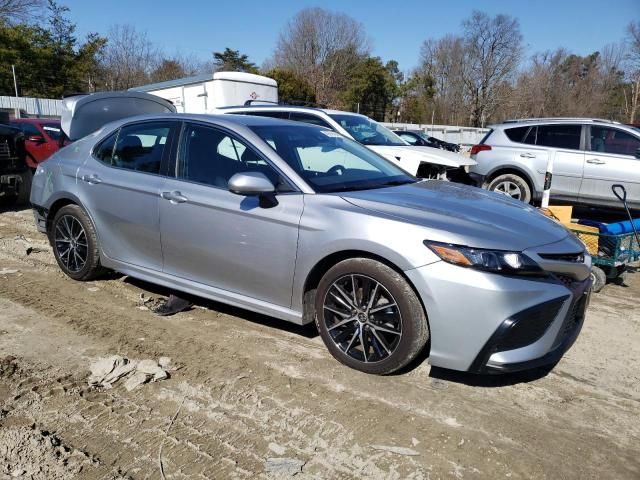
[424,241,545,276]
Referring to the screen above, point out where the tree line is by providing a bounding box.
[1,1,638,126]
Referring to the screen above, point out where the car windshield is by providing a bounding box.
[328,113,407,146]
[250,124,416,193]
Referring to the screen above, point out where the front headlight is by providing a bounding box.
[424,241,545,276]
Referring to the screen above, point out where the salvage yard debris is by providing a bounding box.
[265,457,306,475]
[88,355,173,390]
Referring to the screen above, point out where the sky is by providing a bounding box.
[62,0,639,73]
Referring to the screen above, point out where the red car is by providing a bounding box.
[11,118,70,169]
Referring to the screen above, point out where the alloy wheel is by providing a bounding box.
[322,274,402,363]
[494,180,523,199]
[54,215,88,273]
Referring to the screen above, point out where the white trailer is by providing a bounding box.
[130,71,278,113]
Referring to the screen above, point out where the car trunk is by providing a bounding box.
[61,92,177,141]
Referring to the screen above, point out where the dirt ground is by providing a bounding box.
[0,205,638,480]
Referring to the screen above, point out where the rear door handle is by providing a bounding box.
[81,174,102,185]
[160,191,188,204]
[520,153,536,158]
[586,159,606,165]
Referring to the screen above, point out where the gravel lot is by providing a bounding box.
[0,205,638,479]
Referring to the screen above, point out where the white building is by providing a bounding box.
[130,71,278,113]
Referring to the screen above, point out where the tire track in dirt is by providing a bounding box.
[0,207,639,479]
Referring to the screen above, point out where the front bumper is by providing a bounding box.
[31,204,48,233]
[405,261,591,373]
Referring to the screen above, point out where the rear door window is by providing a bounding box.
[535,125,581,150]
[112,122,172,174]
[93,132,117,164]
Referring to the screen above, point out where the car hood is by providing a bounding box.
[340,181,573,252]
[368,145,476,168]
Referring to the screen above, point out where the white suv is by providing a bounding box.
[222,105,475,179]
[469,118,640,209]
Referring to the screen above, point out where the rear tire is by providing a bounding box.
[50,204,103,281]
[16,170,32,206]
[315,258,429,375]
[487,173,532,204]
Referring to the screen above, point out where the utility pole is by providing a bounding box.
[11,65,20,119]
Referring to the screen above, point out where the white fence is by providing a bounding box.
[382,122,490,147]
[0,96,62,117]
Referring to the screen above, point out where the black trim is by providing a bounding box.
[469,277,591,374]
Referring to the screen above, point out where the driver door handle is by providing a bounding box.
[81,174,102,185]
[161,191,188,204]
[586,158,606,165]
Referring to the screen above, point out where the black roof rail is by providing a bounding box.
[237,99,328,109]
[243,99,279,106]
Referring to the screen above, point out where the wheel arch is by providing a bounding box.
[484,165,539,200]
[45,195,100,246]
[301,249,430,334]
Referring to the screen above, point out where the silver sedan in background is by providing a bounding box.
[30,104,592,375]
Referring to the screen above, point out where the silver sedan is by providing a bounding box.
[31,104,592,375]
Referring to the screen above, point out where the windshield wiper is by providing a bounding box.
[376,179,416,187]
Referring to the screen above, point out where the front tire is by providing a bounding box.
[50,205,103,281]
[487,173,532,204]
[315,258,429,375]
[590,266,606,293]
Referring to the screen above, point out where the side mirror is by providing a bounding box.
[27,135,45,144]
[228,172,275,196]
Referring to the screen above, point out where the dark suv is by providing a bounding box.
[0,124,30,204]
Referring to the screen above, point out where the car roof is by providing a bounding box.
[491,118,622,129]
[222,105,367,118]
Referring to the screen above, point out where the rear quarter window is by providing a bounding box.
[504,126,529,143]
[478,129,494,144]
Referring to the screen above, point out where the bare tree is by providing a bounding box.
[273,7,369,106]
[0,0,42,23]
[461,11,523,126]
[100,24,158,90]
[419,35,466,124]
[623,21,640,123]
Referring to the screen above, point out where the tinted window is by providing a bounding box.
[398,133,419,145]
[505,126,529,142]
[177,123,283,189]
[523,127,537,145]
[41,123,64,141]
[590,127,640,156]
[93,132,117,164]
[112,122,171,174]
[536,125,581,150]
[251,124,415,193]
[239,111,289,119]
[289,112,331,128]
[18,123,42,137]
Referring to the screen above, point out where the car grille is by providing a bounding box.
[539,252,585,263]
[555,274,576,288]
[0,141,10,161]
[562,295,587,337]
[495,297,566,352]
